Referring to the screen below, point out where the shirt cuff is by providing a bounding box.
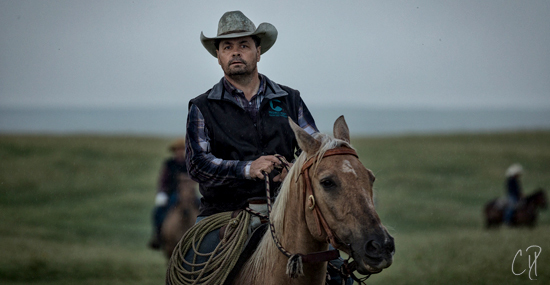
[244,161,252,179]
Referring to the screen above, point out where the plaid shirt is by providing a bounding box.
[185,75,318,187]
[222,74,265,122]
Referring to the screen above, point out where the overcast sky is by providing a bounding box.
[1,0,549,109]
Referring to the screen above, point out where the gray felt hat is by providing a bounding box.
[200,11,278,57]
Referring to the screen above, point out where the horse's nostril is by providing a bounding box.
[385,240,395,253]
[365,240,381,258]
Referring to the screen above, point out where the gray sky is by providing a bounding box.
[1,0,549,109]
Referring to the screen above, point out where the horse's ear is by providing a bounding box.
[289,117,320,155]
[333,115,350,143]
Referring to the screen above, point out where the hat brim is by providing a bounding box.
[200,22,278,57]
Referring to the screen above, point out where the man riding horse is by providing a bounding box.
[183,11,351,284]
[148,139,189,250]
[504,163,523,225]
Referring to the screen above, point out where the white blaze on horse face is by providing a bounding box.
[341,160,357,177]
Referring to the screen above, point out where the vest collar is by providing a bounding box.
[207,74,288,101]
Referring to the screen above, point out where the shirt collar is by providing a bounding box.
[222,74,266,99]
[207,74,287,100]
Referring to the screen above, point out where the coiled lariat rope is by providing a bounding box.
[166,210,251,285]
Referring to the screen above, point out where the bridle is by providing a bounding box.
[247,147,371,283]
[300,147,358,252]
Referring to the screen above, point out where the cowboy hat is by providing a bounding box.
[200,11,278,57]
[506,163,523,177]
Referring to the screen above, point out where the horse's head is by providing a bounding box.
[290,116,394,275]
[533,188,548,209]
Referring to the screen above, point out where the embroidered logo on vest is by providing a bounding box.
[269,99,287,117]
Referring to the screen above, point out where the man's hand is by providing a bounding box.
[249,155,281,180]
[273,163,293,182]
[155,192,169,206]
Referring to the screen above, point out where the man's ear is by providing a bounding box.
[256,46,261,62]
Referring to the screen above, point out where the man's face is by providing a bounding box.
[217,36,261,78]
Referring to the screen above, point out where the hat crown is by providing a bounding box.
[217,11,256,36]
[506,163,523,177]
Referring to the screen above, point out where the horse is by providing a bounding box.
[161,174,200,259]
[484,188,547,228]
[228,116,394,284]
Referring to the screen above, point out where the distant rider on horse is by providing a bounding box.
[149,139,189,249]
[504,163,523,225]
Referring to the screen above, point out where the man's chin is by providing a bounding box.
[226,70,253,79]
[228,66,247,74]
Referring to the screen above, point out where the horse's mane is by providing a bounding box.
[240,133,353,279]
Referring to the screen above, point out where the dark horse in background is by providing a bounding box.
[160,174,200,259]
[484,188,547,228]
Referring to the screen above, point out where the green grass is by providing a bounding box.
[353,132,550,284]
[1,131,549,284]
[0,135,172,284]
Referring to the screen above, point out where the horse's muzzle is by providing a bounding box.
[360,233,395,273]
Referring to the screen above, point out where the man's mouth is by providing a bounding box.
[229,58,246,66]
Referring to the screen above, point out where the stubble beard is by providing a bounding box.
[224,58,257,84]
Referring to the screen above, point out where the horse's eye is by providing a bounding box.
[320,178,336,189]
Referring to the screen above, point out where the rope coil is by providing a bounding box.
[166,210,251,285]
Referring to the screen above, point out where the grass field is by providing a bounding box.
[1,131,549,284]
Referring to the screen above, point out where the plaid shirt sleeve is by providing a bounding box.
[185,104,250,187]
[298,99,319,135]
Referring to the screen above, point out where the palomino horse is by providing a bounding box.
[161,174,200,259]
[484,188,547,228]
[231,116,394,284]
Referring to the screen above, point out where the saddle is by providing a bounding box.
[223,223,268,284]
[220,199,270,283]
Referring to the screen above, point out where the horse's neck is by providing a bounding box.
[237,177,328,285]
[278,188,329,284]
[520,194,534,205]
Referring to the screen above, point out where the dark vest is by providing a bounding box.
[190,79,302,216]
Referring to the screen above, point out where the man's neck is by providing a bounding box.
[225,72,261,101]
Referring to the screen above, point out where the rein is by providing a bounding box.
[248,148,370,283]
